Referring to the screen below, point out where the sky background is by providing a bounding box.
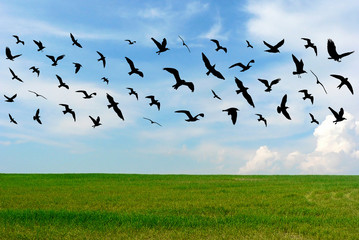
[0,0,358,174]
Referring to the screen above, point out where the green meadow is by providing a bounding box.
[0,174,358,239]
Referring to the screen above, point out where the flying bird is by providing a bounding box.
[29,66,40,77]
[143,117,162,126]
[292,54,306,77]
[330,74,354,95]
[13,35,24,45]
[102,77,109,84]
[46,54,65,66]
[163,67,194,92]
[28,90,47,100]
[301,38,317,56]
[202,52,225,80]
[229,59,254,72]
[310,70,327,94]
[277,94,291,120]
[328,107,346,124]
[56,75,69,89]
[223,107,239,125]
[210,39,227,53]
[327,39,354,62]
[263,39,284,53]
[33,109,42,124]
[70,33,82,48]
[211,89,222,100]
[33,40,45,51]
[255,114,267,127]
[126,88,138,100]
[145,95,160,111]
[76,90,96,99]
[298,89,314,104]
[9,68,23,82]
[89,116,101,128]
[73,62,82,74]
[309,113,319,125]
[235,78,255,108]
[96,51,106,68]
[125,39,136,45]
[9,114,17,124]
[175,110,204,122]
[106,93,124,120]
[4,94,17,102]
[258,78,281,92]
[246,40,253,48]
[5,47,21,61]
[151,37,169,55]
[125,57,144,77]
[178,35,190,52]
[59,104,76,122]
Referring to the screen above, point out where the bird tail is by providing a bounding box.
[235,90,241,94]
[107,104,112,109]
[206,70,210,75]
[33,116,36,120]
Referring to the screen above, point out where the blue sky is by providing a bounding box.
[0,0,358,174]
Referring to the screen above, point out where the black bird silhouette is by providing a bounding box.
[163,67,194,92]
[310,70,327,94]
[125,39,136,45]
[76,90,96,99]
[59,104,76,122]
[125,57,144,77]
[33,40,45,51]
[151,37,169,55]
[5,47,21,61]
[145,95,160,111]
[202,52,225,80]
[70,33,82,48]
[143,117,162,126]
[126,88,138,100]
[328,107,346,124]
[235,78,255,108]
[13,35,24,45]
[301,38,317,56]
[330,74,354,95]
[246,40,253,48]
[33,109,42,124]
[29,66,40,77]
[258,78,281,92]
[9,114,17,124]
[56,75,69,89]
[229,59,255,72]
[327,39,354,62]
[9,68,23,82]
[102,77,109,84]
[277,94,291,120]
[89,116,101,128]
[309,113,319,125]
[255,114,267,127]
[46,54,65,66]
[28,90,47,100]
[263,39,284,53]
[292,54,306,78]
[211,89,222,100]
[210,39,227,53]
[96,51,106,68]
[175,110,204,122]
[178,35,190,53]
[298,89,314,104]
[73,62,82,74]
[4,94,17,102]
[223,107,239,125]
[106,93,124,120]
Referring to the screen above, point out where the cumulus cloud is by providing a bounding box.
[238,146,279,174]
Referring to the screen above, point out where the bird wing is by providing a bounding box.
[282,108,291,120]
[151,38,162,49]
[161,38,167,47]
[330,74,344,81]
[70,33,75,42]
[270,78,281,86]
[5,47,12,58]
[106,93,115,105]
[9,68,15,77]
[46,55,55,62]
[339,108,344,117]
[263,41,273,48]
[298,89,308,94]
[328,107,339,119]
[242,91,255,108]
[70,111,76,122]
[274,39,285,48]
[211,68,225,80]
[235,77,244,89]
[35,109,40,116]
[76,90,87,96]
[339,51,355,58]
[327,39,338,58]
[301,38,310,43]
[145,95,155,101]
[56,75,63,83]
[344,81,354,94]
[281,94,288,108]
[113,105,124,120]
[229,62,246,69]
[292,54,300,67]
[56,55,65,61]
[125,57,135,69]
[210,39,220,48]
[258,79,269,87]
[201,52,211,70]
[309,113,315,121]
[230,111,238,125]
[183,81,194,92]
[175,110,192,118]
[96,51,104,58]
[313,45,318,56]
[163,67,181,82]
[89,115,96,124]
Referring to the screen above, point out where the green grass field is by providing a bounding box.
[0,174,358,239]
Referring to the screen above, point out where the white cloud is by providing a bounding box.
[200,15,229,40]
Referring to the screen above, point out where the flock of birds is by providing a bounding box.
[3,33,356,128]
